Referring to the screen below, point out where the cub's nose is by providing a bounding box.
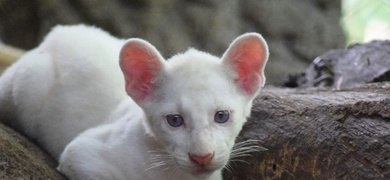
[189,153,214,166]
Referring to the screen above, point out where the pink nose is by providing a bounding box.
[189,153,213,165]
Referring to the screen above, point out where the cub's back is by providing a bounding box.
[0,25,127,159]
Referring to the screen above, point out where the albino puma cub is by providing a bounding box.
[0,25,269,180]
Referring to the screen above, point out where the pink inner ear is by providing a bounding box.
[120,44,161,101]
[234,39,266,94]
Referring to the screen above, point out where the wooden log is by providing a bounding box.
[1,44,389,179]
[0,123,66,179]
[223,82,390,179]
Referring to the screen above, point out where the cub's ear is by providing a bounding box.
[119,39,166,103]
[221,33,269,95]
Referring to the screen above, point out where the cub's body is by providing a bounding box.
[0,25,269,180]
[0,26,127,158]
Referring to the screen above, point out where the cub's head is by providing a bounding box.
[119,33,268,177]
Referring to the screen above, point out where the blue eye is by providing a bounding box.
[166,114,184,127]
[214,110,230,123]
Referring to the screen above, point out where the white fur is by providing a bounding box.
[0,25,269,180]
[0,25,127,159]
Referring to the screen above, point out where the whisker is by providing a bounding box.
[229,139,268,166]
[145,162,166,171]
[231,146,267,155]
[230,159,250,164]
[231,149,266,156]
[223,162,234,175]
[230,153,254,158]
[145,149,176,172]
[232,141,267,150]
[232,141,267,152]
[234,140,257,145]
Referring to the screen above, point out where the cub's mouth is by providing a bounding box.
[186,165,220,178]
[192,165,218,175]
[147,148,229,176]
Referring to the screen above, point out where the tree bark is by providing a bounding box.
[0,123,66,179]
[223,82,390,180]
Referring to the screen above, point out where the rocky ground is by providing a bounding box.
[0,0,344,85]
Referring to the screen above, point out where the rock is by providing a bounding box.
[285,40,390,88]
[0,123,66,179]
[0,0,345,85]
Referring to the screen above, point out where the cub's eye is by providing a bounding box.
[214,110,230,123]
[166,114,184,127]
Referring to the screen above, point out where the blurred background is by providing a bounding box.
[0,0,389,85]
